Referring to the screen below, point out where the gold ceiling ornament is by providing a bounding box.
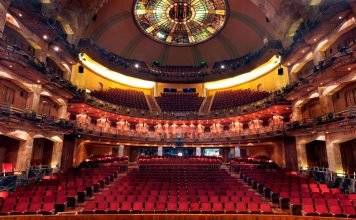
[134,0,228,46]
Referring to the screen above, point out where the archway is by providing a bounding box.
[306,140,328,168]
[339,139,356,175]
[0,135,20,172]
[31,138,54,166]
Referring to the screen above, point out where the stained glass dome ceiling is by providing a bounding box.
[134,0,228,46]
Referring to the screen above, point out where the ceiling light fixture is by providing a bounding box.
[53,46,60,52]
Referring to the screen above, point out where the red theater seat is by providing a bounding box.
[260,203,273,214]
[144,202,155,213]
[212,203,224,213]
[82,201,96,214]
[236,202,248,213]
[178,202,189,213]
[41,203,55,215]
[224,202,236,213]
[167,203,178,213]
[107,202,120,214]
[201,202,212,213]
[119,202,132,213]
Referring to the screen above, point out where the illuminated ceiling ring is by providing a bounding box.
[134,0,229,46]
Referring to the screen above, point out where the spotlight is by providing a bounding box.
[18,13,23,17]
[53,46,60,52]
[220,65,225,69]
[43,35,48,40]
[134,63,140,69]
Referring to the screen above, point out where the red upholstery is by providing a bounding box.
[156,93,204,112]
[91,89,149,110]
[211,89,270,111]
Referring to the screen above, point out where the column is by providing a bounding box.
[229,148,235,159]
[0,0,11,38]
[51,141,63,169]
[313,49,325,66]
[318,92,334,115]
[234,146,241,158]
[72,140,87,167]
[34,44,48,63]
[158,147,163,156]
[58,104,68,119]
[119,145,125,157]
[296,138,308,170]
[291,104,303,122]
[15,137,34,173]
[27,84,42,112]
[325,140,343,173]
[196,147,201,157]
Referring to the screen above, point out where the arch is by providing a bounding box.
[306,140,328,168]
[31,138,54,166]
[3,25,35,55]
[0,134,21,171]
[38,95,60,117]
[300,97,323,120]
[0,74,33,93]
[0,78,30,109]
[339,138,356,175]
[331,82,356,112]
[288,18,355,80]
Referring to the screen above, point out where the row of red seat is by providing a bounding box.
[91,88,149,110]
[82,200,272,214]
[232,162,356,218]
[137,156,223,165]
[211,89,270,111]
[156,93,205,112]
[81,167,272,214]
[0,160,127,215]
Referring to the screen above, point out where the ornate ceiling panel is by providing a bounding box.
[133,0,228,46]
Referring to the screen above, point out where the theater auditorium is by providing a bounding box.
[0,0,355,219]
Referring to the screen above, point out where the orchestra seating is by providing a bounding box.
[230,160,356,218]
[91,89,149,110]
[156,93,205,112]
[211,90,270,111]
[0,157,128,215]
[81,157,272,214]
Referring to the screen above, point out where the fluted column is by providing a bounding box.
[119,145,125,157]
[325,139,343,173]
[196,147,201,157]
[51,141,63,169]
[234,146,241,158]
[16,137,34,172]
[157,147,163,156]
[27,84,42,112]
[296,137,308,170]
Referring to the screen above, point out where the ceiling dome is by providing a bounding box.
[83,0,280,66]
[133,0,228,46]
